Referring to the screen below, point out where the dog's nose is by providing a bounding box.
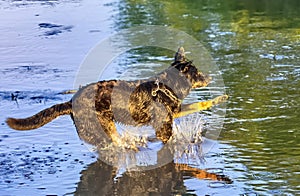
[199,72,211,82]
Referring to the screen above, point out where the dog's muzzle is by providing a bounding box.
[192,73,211,88]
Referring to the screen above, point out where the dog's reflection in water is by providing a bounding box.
[75,114,232,195]
[75,158,232,195]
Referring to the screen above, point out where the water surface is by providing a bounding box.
[1,0,300,195]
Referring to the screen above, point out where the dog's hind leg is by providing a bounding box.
[97,117,122,145]
[155,121,173,144]
[174,95,228,118]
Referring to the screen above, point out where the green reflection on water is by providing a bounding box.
[113,0,300,194]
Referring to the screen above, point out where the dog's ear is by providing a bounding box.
[174,47,186,63]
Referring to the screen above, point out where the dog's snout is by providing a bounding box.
[198,72,211,82]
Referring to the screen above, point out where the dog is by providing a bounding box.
[6,47,227,147]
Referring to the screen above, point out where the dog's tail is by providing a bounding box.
[6,101,72,130]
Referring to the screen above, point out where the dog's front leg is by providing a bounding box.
[173,95,228,119]
[175,163,232,183]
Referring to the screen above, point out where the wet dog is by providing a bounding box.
[6,47,227,146]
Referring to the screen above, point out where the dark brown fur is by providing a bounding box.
[6,102,72,130]
[6,47,211,145]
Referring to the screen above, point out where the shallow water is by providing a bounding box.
[1,0,300,195]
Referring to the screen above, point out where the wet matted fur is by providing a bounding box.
[7,47,226,146]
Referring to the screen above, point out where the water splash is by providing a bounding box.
[173,113,205,165]
[96,112,206,171]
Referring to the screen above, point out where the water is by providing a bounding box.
[1,0,300,195]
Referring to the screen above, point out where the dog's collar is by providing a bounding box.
[151,79,160,96]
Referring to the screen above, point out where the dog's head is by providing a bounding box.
[172,47,211,88]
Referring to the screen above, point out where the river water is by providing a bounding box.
[0,0,299,195]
